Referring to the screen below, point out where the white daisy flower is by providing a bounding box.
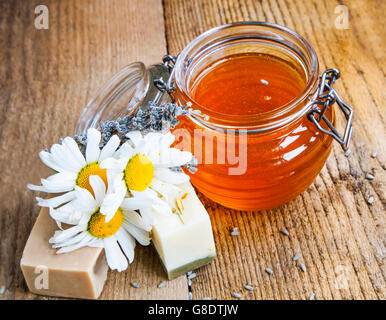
[28,128,120,209]
[100,131,193,227]
[49,175,150,272]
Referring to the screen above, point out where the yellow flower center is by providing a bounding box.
[87,208,124,238]
[76,162,107,197]
[123,154,154,191]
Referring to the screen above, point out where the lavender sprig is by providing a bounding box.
[74,102,198,174]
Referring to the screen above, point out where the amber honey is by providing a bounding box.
[191,53,307,115]
[173,22,335,210]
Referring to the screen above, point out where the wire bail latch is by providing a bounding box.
[307,69,353,150]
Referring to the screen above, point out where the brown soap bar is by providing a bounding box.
[21,208,108,299]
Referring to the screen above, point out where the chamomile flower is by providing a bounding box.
[49,175,150,272]
[100,131,193,226]
[28,128,120,209]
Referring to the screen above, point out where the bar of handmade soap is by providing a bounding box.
[21,208,108,299]
[152,182,216,279]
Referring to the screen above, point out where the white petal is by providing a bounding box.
[39,177,76,192]
[161,131,175,148]
[99,135,120,161]
[113,141,135,159]
[85,128,101,163]
[27,180,74,193]
[45,171,77,182]
[123,222,151,246]
[123,209,152,231]
[99,157,126,173]
[126,131,143,147]
[36,191,76,208]
[50,143,83,172]
[158,148,192,167]
[104,237,128,272]
[27,184,50,192]
[51,225,84,243]
[62,137,87,167]
[115,229,135,263]
[87,238,104,247]
[54,231,88,247]
[49,205,84,225]
[100,179,126,222]
[138,206,155,228]
[73,186,97,213]
[89,175,106,204]
[56,235,94,253]
[39,151,66,172]
[120,197,145,211]
[154,168,190,184]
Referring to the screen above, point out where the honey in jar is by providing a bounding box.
[173,22,336,210]
[191,53,307,115]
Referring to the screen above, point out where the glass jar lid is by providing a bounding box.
[76,62,171,134]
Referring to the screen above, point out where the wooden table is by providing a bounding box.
[0,0,384,300]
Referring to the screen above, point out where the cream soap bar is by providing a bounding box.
[152,182,216,279]
[21,208,108,299]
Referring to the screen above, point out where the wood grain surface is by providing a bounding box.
[0,0,188,300]
[0,0,384,300]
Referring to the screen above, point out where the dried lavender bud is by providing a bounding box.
[365,173,374,180]
[280,228,290,236]
[293,253,301,261]
[265,268,274,275]
[188,273,197,280]
[231,227,240,236]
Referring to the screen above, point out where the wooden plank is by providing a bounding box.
[0,0,189,299]
[164,0,385,300]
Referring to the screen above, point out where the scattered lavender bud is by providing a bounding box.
[280,228,290,236]
[158,281,166,289]
[232,292,241,299]
[187,271,192,276]
[365,173,374,180]
[293,253,301,261]
[0,286,5,295]
[265,268,274,275]
[367,196,374,204]
[188,279,192,286]
[188,273,197,280]
[371,151,377,158]
[202,297,212,300]
[299,264,307,272]
[309,293,315,300]
[344,150,351,157]
[189,292,193,300]
[244,285,254,291]
[231,227,240,236]
[130,282,140,288]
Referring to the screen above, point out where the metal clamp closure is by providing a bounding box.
[307,69,353,150]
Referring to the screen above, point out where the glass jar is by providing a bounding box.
[77,22,353,211]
